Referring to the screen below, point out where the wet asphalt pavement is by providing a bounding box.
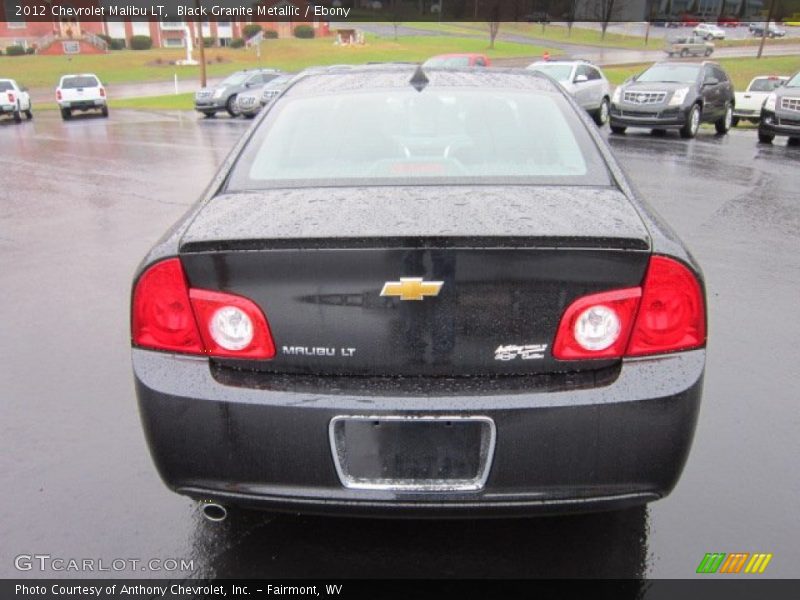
[0,110,798,580]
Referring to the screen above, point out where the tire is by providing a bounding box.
[667,52,674,58]
[13,110,21,123]
[610,125,627,135]
[24,109,33,120]
[244,113,256,119]
[680,48,689,57]
[704,48,713,56]
[593,97,610,127]
[680,104,701,139]
[60,108,71,120]
[101,105,109,118]
[787,137,800,147]
[202,111,216,118]
[715,104,733,135]
[758,131,774,144]
[731,116,739,127]
[226,95,239,117]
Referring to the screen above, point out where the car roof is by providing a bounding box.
[285,65,561,96]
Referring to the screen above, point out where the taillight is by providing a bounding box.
[189,289,276,359]
[99,87,105,98]
[626,256,706,356]
[553,288,641,360]
[8,92,14,103]
[553,256,705,360]
[132,258,275,359]
[56,89,62,101]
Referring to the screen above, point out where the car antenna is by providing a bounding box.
[409,65,429,92]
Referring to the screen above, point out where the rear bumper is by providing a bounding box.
[760,110,800,137]
[133,348,704,517]
[60,100,105,110]
[610,105,689,129]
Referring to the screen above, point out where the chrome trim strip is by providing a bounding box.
[329,415,496,492]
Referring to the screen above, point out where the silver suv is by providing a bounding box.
[195,69,282,118]
[526,60,611,126]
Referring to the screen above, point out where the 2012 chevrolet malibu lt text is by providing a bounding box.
[131,66,706,518]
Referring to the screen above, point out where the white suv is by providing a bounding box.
[527,60,611,126]
[56,74,109,120]
[0,79,32,123]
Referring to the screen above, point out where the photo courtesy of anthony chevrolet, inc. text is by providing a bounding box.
[0,0,798,598]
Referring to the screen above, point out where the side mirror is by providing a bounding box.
[574,74,588,83]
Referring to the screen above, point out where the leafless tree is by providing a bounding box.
[488,2,501,49]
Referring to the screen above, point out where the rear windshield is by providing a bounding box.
[0,81,13,92]
[221,72,249,86]
[637,64,699,84]
[749,78,785,92]
[226,89,611,189]
[528,64,573,82]
[61,76,99,89]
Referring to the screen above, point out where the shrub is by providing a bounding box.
[5,45,26,56]
[242,24,263,39]
[98,33,112,45]
[202,36,216,48]
[0,48,3,56]
[130,35,152,50]
[230,37,245,48]
[109,39,126,50]
[263,29,279,39]
[294,25,314,39]
[25,47,35,54]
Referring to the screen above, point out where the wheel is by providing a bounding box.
[610,125,627,135]
[667,52,674,57]
[593,97,610,127]
[680,104,701,139]
[101,105,109,117]
[758,131,774,144]
[787,137,800,147]
[202,111,216,118]
[704,48,713,56]
[715,104,733,134]
[731,116,739,127]
[226,95,239,117]
[60,108,71,120]
[13,110,21,123]
[680,48,689,57]
[24,109,32,120]
[244,113,256,119]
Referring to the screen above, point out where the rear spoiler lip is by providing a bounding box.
[179,235,650,253]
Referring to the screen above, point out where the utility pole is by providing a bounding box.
[195,0,207,87]
[757,0,776,59]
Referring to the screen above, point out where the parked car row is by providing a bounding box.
[1,72,110,124]
[194,68,286,118]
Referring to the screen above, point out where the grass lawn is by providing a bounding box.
[109,93,195,111]
[603,55,800,88]
[0,34,556,89]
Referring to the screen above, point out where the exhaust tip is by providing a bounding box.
[201,502,228,522]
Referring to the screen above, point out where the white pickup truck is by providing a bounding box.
[0,78,33,123]
[56,73,109,120]
[733,75,788,126]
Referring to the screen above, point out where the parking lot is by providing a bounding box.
[1,110,798,579]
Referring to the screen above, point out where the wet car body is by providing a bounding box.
[758,71,800,143]
[195,69,282,117]
[610,61,735,138]
[132,66,706,518]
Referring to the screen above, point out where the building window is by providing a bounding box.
[163,37,185,48]
[5,0,26,28]
[161,21,185,31]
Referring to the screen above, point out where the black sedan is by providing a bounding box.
[131,66,707,520]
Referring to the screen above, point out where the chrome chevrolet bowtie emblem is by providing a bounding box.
[380,277,443,301]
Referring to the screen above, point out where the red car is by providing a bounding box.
[422,53,491,68]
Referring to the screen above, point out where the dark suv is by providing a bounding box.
[610,61,735,138]
[758,70,800,145]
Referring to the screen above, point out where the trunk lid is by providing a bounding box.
[179,186,651,376]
